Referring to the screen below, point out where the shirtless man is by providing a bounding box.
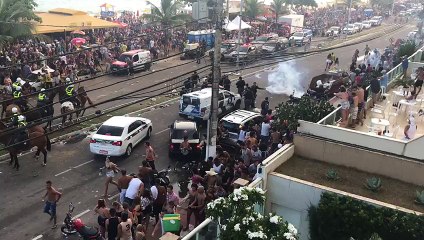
[190,186,206,227]
[42,180,62,228]
[355,85,365,126]
[145,142,157,170]
[118,169,133,204]
[118,212,133,240]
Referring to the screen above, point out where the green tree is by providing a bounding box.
[145,0,191,26]
[292,0,318,7]
[270,0,286,23]
[343,0,361,7]
[273,96,335,131]
[244,0,264,21]
[0,0,41,46]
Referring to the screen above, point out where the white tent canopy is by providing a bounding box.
[224,21,240,31]
[230,16,251,30]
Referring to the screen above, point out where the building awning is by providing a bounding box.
[34,8,120,34]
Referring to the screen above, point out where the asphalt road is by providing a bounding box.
[0,22,416,240]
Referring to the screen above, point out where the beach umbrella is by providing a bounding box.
[71,38,86,46]
[71,30,85,35]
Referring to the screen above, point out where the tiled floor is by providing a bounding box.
[349,90,424,140]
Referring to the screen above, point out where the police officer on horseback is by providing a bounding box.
[10,107,19,125]
[65,84,80,108]
[13,86,28,112]
[37,88,50,115]
[12,77,23,90]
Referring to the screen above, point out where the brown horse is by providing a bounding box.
[1,90,14,119]
[4,104,21,119]
[0,121,51,170]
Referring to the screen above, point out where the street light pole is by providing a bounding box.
[226,0,230,20]
[236,0,243,70]
[207,0,223,159]
[347,0,352,24]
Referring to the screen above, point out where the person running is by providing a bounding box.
[145,142,157,170]
[103,156,120,197]
[42,180,62,229]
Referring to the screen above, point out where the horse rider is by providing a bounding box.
[10,107,19,125]
[37,88,50,115]
[65,84,80,108]
[13,86,28,112]
[12,77,23,91]
[9,115,29,147]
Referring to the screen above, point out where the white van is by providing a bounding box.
[179,88,241,121]
[369,16,383,26]
[111,49,152,74]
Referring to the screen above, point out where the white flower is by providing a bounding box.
[288,223,298,235]
[234,223,241,231]
[269,215,280,224]
[255,187,265,195]
[284,232,297,240]
[222,225,227,231]
[247,230,267,239]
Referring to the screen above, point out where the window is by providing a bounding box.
[171,129,199,140]
[133,54,139,62]
[128,121,142,133]
[96,125,124,136]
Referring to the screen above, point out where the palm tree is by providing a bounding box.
[145,0,191,26]
[270,0,286,23]
[344,0,360,7]
[144,0,191,55]
[244,0,264,21]
[0,0,41,46]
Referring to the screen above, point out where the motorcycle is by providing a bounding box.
[61,202,103,240]
[154,165,171,187]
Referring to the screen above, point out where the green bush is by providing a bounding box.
[308,192,424,240]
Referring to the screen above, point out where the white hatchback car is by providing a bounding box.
[90,116,153,157]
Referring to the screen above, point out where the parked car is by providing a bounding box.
[326,26,341,37]
[89,116,152,157]
[26,66,55,92]
[361,21,372,29]
[111,49,152,74]
[168,120,201,160]
[207,40,241,61]
[251,33,279,48]
[261,38,288,55]
[369,16,383,26]
[354,22,364,32]
[290,30,312,46]
[181,43,203,60]
[218,110,262,152]
[343,24,357,35]
[229,44,258,63]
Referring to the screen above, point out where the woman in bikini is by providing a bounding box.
[104,156,120,197]
[334,86,350,127]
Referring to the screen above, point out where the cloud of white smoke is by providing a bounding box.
[365,49,382,68]
[266,61,306,98]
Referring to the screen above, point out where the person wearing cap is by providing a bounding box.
[17,115,27,127]
[37,88,49,108]
[10,107,19,126]
[65,84,80,108]
[12,77,22,90]
[13,86,28,111]
[204,168,218,189]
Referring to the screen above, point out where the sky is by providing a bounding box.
[35,0,333,13]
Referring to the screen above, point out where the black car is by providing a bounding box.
[168,120,201,160]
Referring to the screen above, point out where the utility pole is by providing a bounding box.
[226,0,230,20]
[347,0,352,24]
[207,0,223,159]
[236,0,243,70]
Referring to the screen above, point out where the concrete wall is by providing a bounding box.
[293,134,424,186]
[266,172,423,240]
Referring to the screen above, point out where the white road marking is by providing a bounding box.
[72,209,91,220]
[32,235,43,240]
[154,128,169,135]
[54,169,72,177]
[96,94,107,98]
[73,160,94,169]
[108,193,120,201]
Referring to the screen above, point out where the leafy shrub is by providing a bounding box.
[308,192,424,240]
[416,190,424,205]
[365,177,382,192]
[325,169,339,181]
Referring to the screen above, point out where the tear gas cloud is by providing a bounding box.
[266,61,305,98]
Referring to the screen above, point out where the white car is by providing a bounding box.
[354,22,364,32]
[343,24,357,35]
[25,66,55,92]
[361,21,372,29]
[326,26,341,36]
[90,116,153,157]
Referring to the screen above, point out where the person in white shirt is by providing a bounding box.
[237,126,247,145]
[124,175,144,206]
[260,119,271,144]
[150,184,158,200]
